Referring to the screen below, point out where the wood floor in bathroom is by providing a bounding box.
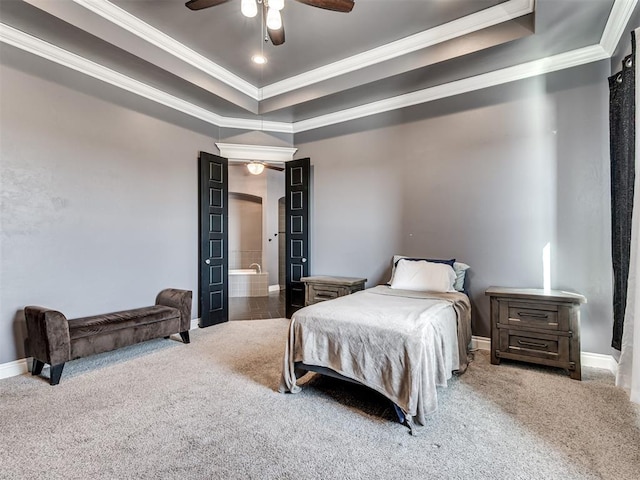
[229,290,286,320]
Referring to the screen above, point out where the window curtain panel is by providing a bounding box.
[609,32,636,351]
[616,29,640,404]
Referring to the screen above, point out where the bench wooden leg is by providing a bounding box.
[50,363,65,386]
[32,358,45,375]
[179,331,190,344]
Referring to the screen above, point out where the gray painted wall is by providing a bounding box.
[0,48,620,363]
[0,60,218,365]
[295,61,614,355]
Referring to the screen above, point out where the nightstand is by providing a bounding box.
[301,276,367,306]
[485,287,587,380]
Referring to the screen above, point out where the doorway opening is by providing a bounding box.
[228,164,285,320]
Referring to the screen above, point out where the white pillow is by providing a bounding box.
[389,255,470,292]
[390,259,456,293]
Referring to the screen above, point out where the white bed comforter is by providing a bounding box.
[279,285,472,427]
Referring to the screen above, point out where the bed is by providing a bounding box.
[279,258,472,433]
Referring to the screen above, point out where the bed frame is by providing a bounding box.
[295,362,407,424]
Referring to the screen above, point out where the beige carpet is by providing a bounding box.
[1,318,638,480]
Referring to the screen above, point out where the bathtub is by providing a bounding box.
[229,269,269,297]
[230,269,262,275]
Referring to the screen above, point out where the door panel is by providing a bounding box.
[286,158,311,318]
[199,152,228,327]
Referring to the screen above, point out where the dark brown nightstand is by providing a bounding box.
[301,276,367,306]
[485,287,587,380]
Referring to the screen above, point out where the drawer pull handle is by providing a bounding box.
[316,293,336,299]
[518,311,548,319]
[517,339,548,349]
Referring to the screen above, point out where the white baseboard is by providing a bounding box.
[0,332,620,381]
[0,358,29,380]
[269,284,282,292]
[1,321,204,380]
[471,336,618,374]
[581,352,618,375]
[471,336,491,351]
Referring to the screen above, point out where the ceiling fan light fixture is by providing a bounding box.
[269,0,285,11]
[247,162,265,175]
[266,7,282,30]
[241,0,258,18]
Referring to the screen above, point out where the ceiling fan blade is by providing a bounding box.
[265,164,285,171]
[230,162,285,172]
[185,0,230,11]
[294,0,354,13]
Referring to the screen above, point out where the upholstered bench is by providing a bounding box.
[25,288,192,385]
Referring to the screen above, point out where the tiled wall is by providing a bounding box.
[229,272,269,297]
[229,250,262,270]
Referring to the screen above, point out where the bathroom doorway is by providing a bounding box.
[228,163,285,320]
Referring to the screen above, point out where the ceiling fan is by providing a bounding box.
[185,0,355,46]
[230,161,285,174]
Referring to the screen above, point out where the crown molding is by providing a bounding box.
[216,143,298,161]
[600,0,638,55]
[0,0,633,136]
[292,44,610,133]
[0,23,292,134]
[261,0,534,99]
[72,0,259,100]
[73,0,532,102]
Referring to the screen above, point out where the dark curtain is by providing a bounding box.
[609,32,636,350]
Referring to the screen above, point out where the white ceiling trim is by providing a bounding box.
[0,0,634,136]
[291,0,636,133]
[261,0,535,100]
[72,0,260,100]
[72,0,533,102]
[600,0,639,55]
[216,143,298,161]
[0,23,293,134]
[291,44,610,133]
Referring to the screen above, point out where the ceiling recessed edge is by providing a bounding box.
[600,0,638,55]
[260,0,535,99]
[1,0,632,137]
[0,23,292,134]
[72,0,533,103]
[291,44,609,133]
[216,143,298,161]
[72,0,260,100]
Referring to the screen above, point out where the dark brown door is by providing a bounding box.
[198,152,228,327]
[286,157,311,318]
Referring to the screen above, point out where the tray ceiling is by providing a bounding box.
[0,0,633,133]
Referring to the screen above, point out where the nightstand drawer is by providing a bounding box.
[309,284,342,302]
[302,276,367,306]
[500,329,569,363]
[507,302,563,330]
